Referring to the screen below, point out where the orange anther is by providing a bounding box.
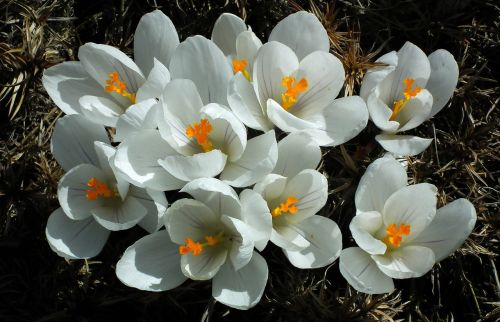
[384,223,411,248]
[178,234,223,256]
[104,71,136,104]
[232,59,250,81]
[186,118,214,152]
[272,196,300,217]
[85,177,116,200]
[281,76,308,110]
[389,78,422,121]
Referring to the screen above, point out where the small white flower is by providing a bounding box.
[339,155,476,294]
[360,41,459,156]
[116,178,271,310]
[46,115,167,259]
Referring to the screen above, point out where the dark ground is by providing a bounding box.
[0,0,499,321]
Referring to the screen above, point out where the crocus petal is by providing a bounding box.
[91,195,147,231]
[46,208,110,259]
[211,13,247,56]
[221,215,254,271]
[372,245,435,279]
[350,211,387,255]
[273,132,321,177]
[236,30,262,73]
[169,35,232,105]
[269,11,329,60]
[51,114,109,171]
[367,90,399,133]
[78,43,145,106]
[355,155,407,214]
[115,99,159,142]
[396,89,433,132]
[42,61,103,115]
[116,230,186,291]
[93,142,129,200]
[79,95,123,127]
[134,10,179,76]
[131,187,168,233]
[426,49,459,118]
[158,150,227,182]
[58,164,110,220]
[252,42,299,107]
[114,130,186,191]
[220,130,278,188]
[376,133,433,156]
[180,178,242,220]
[411,199,476,262]
[135,58,171,102]
[253,173,287,201]
[181,245,228,280]
[267,99,319,133]
[383,183,437,240]
[271,225,310,251]
[227,73,272,131]
[212,251,268,310]
[360,51,398,101]
[283,215,342,269]
[339,247,395,294]
[239,189,272,251]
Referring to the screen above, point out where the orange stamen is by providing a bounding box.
[389,78,421,121]
[281,76,308,110]
[232,59,250,81]
[104,71,136,104]
[384,223,411,248]
[85,178,117,200]
[186,118,214,152]
[272,196,300,217]
[178,234,223,256]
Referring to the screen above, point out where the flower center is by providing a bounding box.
[178,232,224,256]
[85,178,118,200]
[388,78,421,121]
[104,71,136,104]
[272,196,299,217]
[384,223,411,248]
[185,118,214,152]
[281,76,308,110]
[232,59,250,81]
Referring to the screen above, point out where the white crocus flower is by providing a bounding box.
[116,178,271,310]
[42,10,178,136]
[227,11,368,146]
[46,115,167,259]
[360,42,459,156]
[211,13,262,81]
[339,155,476,294]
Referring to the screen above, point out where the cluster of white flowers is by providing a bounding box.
[43,10,476,309]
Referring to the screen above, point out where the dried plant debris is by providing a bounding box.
[0,0,499,321]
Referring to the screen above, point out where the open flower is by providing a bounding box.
[116,178,271,310]
[360,41,459,156]
[227,11,368,146]
[42,10,178,135]
[339,155,476,294]
[46,115,167,259]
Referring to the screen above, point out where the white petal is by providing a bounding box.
[376,133,433,156]
[46,208,110,259]
[269,11,329,60]
[355,155,407,214]
[58,164,110,220]
[92,142,129,199]
[350,211,387,255]
[367,90,399,133]
[180,178,241,220]
[115,99,159,142]
[411,199,476,262]
[227,73,271,131]
[283,215,342,269]
[360,51,398,101]
[133,187,168,233]
[253,173,287,201]
[239,189,272,251]
[339,247,394,294]
[252,42,299,107]
[116,230,186,291]
[79,95,123,127]
[212,251,268,310]
[267,99,319,133]
[158,150,227,182]
[42,61,102,115]
[114,130,186,191]
[271,225,310,251]
[221,215,254,271]
[51,114,109,171]
[211,13,247,56]
[426,49,459,118]
[372,245,435,279]
[220,130,278,187]
[91,195,147,231]
[396,89,433,132]
[274,132,321,177]
[181,246,228,280]
[383,183,437,240]
[135,58,171,102]
[236,30,262,73]
[134,10,179,76]
[169,35,232,105]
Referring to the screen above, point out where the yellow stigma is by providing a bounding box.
[281,76,308,110]
[104,71,136,104]
[85,178,117,201]
[383,223,411,248]
[232,59,251,81]
[186,118,214,152]
[272,196,300,217]
[178,233,223,256]
[389,78,422,121]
